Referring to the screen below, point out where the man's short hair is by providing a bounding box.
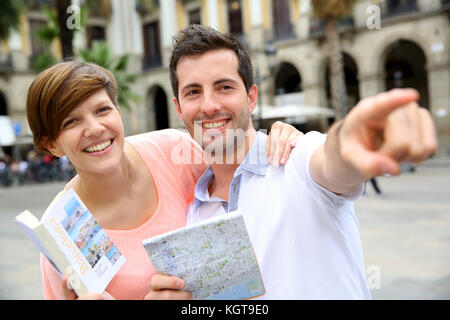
[169,24,254,101]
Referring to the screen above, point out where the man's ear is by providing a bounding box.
[248,84,258,113]
[173,97,183,121]
[44,140,65,158]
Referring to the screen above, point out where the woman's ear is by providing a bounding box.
[44,140,65,157]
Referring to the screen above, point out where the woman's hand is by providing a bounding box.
[267,121,303,166]
[62,276,115,300]
[144,273,192,300]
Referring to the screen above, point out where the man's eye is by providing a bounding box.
[186,90,199,97]
[220,85,233,90]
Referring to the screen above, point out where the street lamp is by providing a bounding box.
[255,42,277,130]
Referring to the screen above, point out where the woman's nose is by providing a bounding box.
[83,117,105,137]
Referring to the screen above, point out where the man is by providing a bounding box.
[146,25,437,299]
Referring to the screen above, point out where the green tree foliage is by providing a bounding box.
[0,0,24,41]
[30,6,138,111]
[78,42,140,110]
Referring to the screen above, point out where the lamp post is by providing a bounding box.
[255,42,277,130]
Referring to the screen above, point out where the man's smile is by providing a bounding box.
[201,119,230,129]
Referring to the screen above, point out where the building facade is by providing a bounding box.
[1,0,449,158]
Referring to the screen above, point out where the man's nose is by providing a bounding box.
[200,92,221,115]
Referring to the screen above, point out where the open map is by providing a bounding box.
[142,211,265,300]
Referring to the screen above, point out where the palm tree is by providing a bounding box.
[31,10,138,111]
[0,0,24,41]
[311,0,357,120]
[55,0,74,58]
[78,42,140,110]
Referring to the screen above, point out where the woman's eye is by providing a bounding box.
[62,118,76,128]
[97,106,112,113]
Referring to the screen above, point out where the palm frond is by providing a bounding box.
[311,0,357,19]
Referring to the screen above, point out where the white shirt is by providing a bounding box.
[187,131,370,299]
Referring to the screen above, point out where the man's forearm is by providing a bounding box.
[310,121,365,195]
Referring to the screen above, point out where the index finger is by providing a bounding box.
[356,88,419,123]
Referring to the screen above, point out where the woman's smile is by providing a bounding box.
[83,138,114,154]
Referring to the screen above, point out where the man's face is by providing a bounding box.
[174,49,257,155]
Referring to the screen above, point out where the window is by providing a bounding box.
[86,26,106,48]
[272,0,293,40]
[383,0,418,16]
[227,0,243,35]
[188,8,201,25]
[29,19,50,58]
[142,21,162,70]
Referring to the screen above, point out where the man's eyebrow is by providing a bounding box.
[180,83,201,93]
[213,78,239,86]
[180,78,239,93]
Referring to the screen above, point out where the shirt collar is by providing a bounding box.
[193,166,215,210]
[236,131,269,176]
[193,131,269,210]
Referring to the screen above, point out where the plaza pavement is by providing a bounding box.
[0,158,449,300]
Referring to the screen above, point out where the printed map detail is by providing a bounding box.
[142,211,265,300]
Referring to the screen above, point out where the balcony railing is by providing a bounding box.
[273,24,295,42]
[142,55,162,71]
[309,16,355,36]
[135,0,160,15]
[381,0,418,18]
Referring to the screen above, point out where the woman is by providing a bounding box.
[26,60,301,299]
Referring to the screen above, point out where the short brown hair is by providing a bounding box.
[169,24,254,101]
[26,59,118,154]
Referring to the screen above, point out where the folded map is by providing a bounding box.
[142,211,265,300]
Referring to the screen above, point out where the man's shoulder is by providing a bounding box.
[288,131,327,160]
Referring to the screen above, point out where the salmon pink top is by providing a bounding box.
[40,129,206,299]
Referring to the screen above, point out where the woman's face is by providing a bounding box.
[48,89,125,175]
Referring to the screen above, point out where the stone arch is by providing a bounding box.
[382,39,429,109]
[0,91,8,116]
[275,61,302,95]
[147,85,169,130]
[374,32,430,76]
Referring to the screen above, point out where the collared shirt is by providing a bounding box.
[193,131,269,215]
[186,131,370,300]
